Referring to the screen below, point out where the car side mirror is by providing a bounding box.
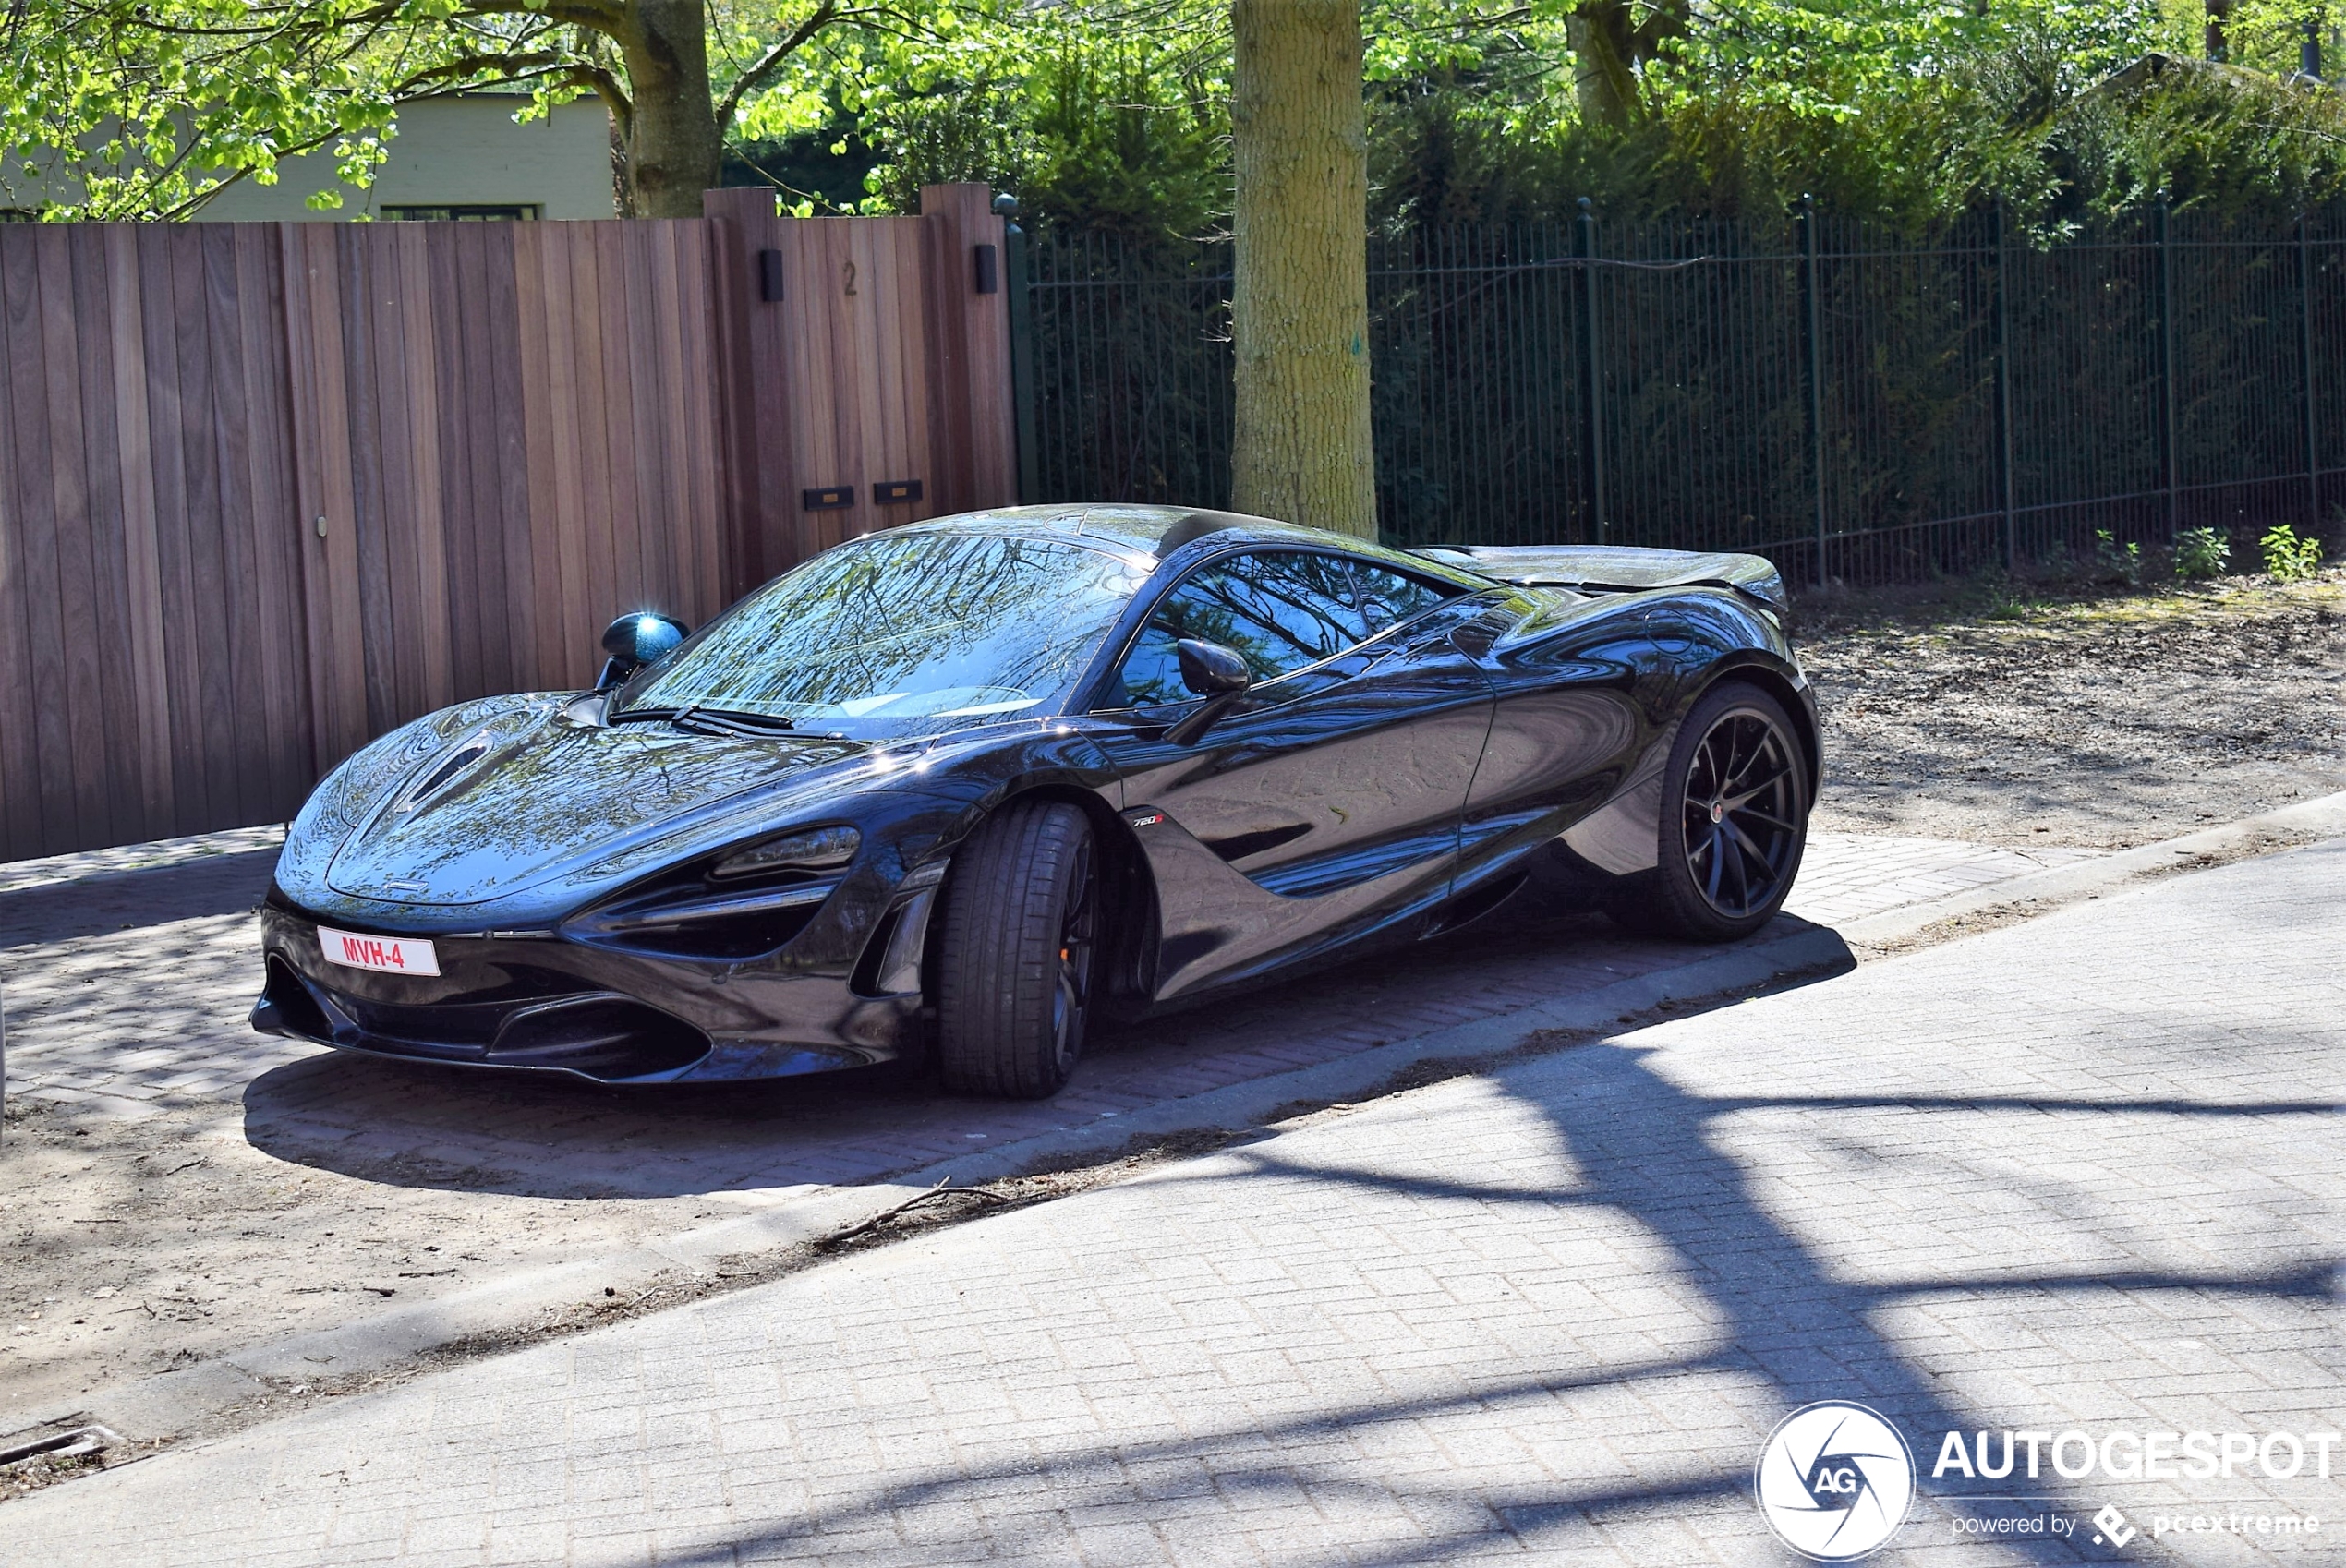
[598,613,689,690]
[1165,639,1252,746]
[1176,638,1251,697]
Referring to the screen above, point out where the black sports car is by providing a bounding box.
[254,505,1819,1099]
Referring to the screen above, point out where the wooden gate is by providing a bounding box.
[703,184,1015,592]
[0,186,1016,860]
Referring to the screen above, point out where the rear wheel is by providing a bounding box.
[1611,681,1809,942]
[936,799,1099,1098]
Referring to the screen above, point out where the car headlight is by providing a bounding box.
[710,825,861,880]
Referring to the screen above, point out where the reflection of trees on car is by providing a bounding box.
[629,534,1145,730]
[1118,552,1359,706]
[1114,550,1456,707]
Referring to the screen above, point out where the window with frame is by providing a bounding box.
[1352,561,1458,632]
[1109,551,1368,708]
[379,204,541,222]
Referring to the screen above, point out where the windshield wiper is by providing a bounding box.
[611,705,798,736]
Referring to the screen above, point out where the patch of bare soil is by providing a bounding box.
[0,1089,744,1428]
[1796,571,2346,849]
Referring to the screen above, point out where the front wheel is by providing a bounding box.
[1611,681,1810,942]
[935,799,1099,1099]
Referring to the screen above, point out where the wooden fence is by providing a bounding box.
[0,186,1012,860]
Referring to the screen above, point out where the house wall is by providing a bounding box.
[197,96,617,222]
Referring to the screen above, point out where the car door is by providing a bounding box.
[1451,587,1680,887]
[1088,549,1495,999]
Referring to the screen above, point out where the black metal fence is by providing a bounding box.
[1007,203,2346,583]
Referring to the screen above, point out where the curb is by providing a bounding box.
[1835,788,2346,949]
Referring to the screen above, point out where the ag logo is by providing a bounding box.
[1754,1401,1916,1561]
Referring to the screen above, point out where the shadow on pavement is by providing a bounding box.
[235,895,1764,1201]
[0,850,278,948]
[637,1023,2339,1565]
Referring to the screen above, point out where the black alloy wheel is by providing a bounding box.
[1614,681,1809,942]
[936,799,1100,1098]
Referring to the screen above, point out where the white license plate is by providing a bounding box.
[318,925,441,977]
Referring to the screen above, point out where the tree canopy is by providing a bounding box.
[6,0,2346,226]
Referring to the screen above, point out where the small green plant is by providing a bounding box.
[2260,523,2323,582]
[2093,527,2142,586]
[2173,526,2231,579]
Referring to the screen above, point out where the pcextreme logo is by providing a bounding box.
[1754,1401,1917,1561]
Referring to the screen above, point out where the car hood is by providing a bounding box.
[316,703,873,910]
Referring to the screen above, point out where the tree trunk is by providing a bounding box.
[619,0,722,217]
[1229,0,1375,538]
[1567,3,1640,129]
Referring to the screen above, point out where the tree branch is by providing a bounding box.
[714,1,836,126]
[555,61,632,139]
[392,47,562,90]
[454,0,629,43]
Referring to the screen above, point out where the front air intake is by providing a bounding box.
[488,995,710,1080]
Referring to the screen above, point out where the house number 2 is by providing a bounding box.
[842,259,858,296]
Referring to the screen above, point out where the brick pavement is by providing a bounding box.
[1790,832,2098,925]
[4,838,2338,1564]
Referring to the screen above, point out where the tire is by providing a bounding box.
[1610,681,1810,943]
[935,799,1100,1099]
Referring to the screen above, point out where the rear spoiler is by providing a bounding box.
[1413,544,1789,617]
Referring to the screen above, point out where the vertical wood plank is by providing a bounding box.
[630,223,680,613]
[106,225,176,830]
[175,223,244,829]
[568,226,619,645]
[514,222,577,688]
[394,223,452,714]
[136,228,187,832]
[645,223,692,610]
[871,219,931,528]
[920,183,1016,515]
[594,222,646,622]
[676,224,727,619]
[700,187,776,599]
[33,224,111,850]
[336,229,402,735]
[67,227,142,844]
[7,226,75,848]
[427,222,481,698]
[233,223,313,820]
[197,223,271,824]
[284,223,369,768]
[481,222,537,690]
[0,226,53,855]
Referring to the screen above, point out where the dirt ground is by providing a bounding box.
[1797,569,2346,849]
[0,1084,759,1426]
[3,563,2340,1452]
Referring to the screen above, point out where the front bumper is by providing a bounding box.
[252,900,925,1085]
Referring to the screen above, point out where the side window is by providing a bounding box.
[1111,551,1368,707]
[1352,562,1457,633]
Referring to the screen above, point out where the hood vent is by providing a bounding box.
[396,731,495,814]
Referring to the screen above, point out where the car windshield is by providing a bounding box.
[612,531,1148,738]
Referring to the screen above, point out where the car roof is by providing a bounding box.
[891,504,1490,586]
